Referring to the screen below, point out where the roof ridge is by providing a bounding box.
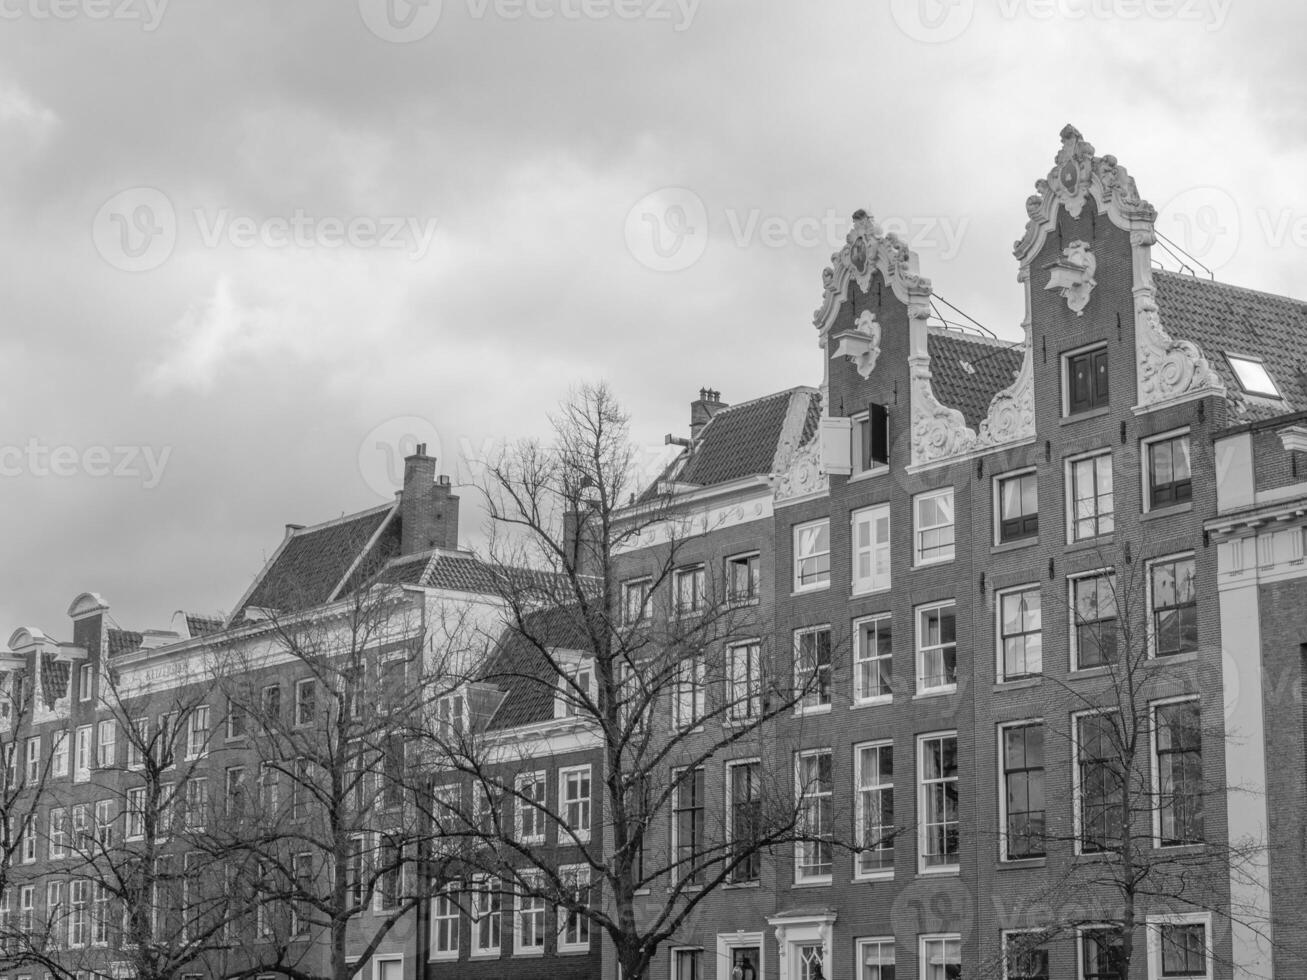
[286,500,396,537]
[1154,269,1307,308]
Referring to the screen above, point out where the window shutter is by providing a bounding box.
[819,417,852,475]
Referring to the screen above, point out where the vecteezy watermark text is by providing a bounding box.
[0,440,172,489]
[625,188,969,272]
[890,0,1229,43]
[92,187,439,272]
[358,0,698,42]
[0,0,168,30]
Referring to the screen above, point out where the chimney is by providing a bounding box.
[563,506,603,578]
[401,444,460,555]
[690,388,727,441]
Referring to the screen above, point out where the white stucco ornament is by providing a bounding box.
[1044,240,1097,315]
[830,310,883,378]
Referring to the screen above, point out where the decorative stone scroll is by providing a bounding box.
[772,435,828,504]
[975,328,1035,448]
[910,355,976,465]
[1135,294,1224,406]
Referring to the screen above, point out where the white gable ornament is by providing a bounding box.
[1044,240,1097,315]
[831,310,883,379]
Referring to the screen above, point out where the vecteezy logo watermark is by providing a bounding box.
[92,187,178,273]
[1156,185,1241,272]
[889,0,975,42]
[891,0,1229,42]
[624,196,970,273]
[624,187,710,273]
[358,416,444,499]
[93,187,440,272]
[0,440,172,489]
[0,0,169,30]
[357,0,443,42]
[359,0,697,40]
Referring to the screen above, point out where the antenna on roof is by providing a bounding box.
[1152,230,1214,280]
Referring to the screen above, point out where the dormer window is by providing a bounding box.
[1226,354,1281,398]
[555,656,595,719]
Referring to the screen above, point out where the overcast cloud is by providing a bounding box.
[2,0,1305,637]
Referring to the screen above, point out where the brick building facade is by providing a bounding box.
[5,125,1307,980]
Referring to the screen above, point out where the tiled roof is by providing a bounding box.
[40,654,69,706]
[107,628,143,656]
[1154,270,1307,421]
[235,505,395,618]
[184,615,223,638]
[639,387,820,502]
[480,606,593,730]
[927,330,1026,430]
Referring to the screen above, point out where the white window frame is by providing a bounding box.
[1066,449,1114,543]
[1146,552,1198,659]
[793,518,831,593]
[670,766,705,887]
[74,726,92,782]
[671,947,704,980]
[49,808,68,860]
[1069,568,1118,671]
[52,731,68,778]
[915,601,958,695]
[1072,708,1123,856]
[850,409,890,479]
[917,731,959,874]
[851,503,891,595]
[673,564,706,617]
[1141,427,1193,513]
[715,932,766,980]
[186,707,208,760]
[794,748,833,884]
[516,771,547,844]
[559,764,592,844]
[469,875,502,957]
[913,487,955,566]
[1146,912,1213,980]
[853,613,893,705]
[372,956,404,980]
[23,737,38,784]
[294,678,315,727]
[95,720,115,769]
[856,936,895,980]
[1078,924,1126,980]
[556,864,591,953]
[918,933,961,980]
[127,718,146,771]
[1001,928,1049,980]
[621,577,653,625]
[724,758,761,885]
[997,719,1045,863]
[725,551,761,606]
[93,800,113,848]
[853,740,894,880]
[125,787,145,841]
[429,883,459,961]
[996,584,1042,683]
[78,663,93,703]
[994,466,1039,546]
[514,872,545,955]
[554,655,595,720]
[794,625,833,714]
[726,641,761,723]
[1150,696,1204,849]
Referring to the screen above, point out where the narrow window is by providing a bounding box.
[919,735,959,870]
[1151,557,1198,657]
[914,488,955,564]
[917,604,957,693]
[1148,433,1192,508]
[855,741,894,876]
[851,504,891,594]
[1001,722,1045,859]
[1073,572,1118,669]
[1156,700,1204,845]
[1078,713,1125,853]
[1067,346,1109,414]
[793,519,831,591]
[999,587,1042,681]
[795,626,832,709]
[726,761,761,883]
[997,470,1039,543]
[671,767,705,885]
[854,615,893,702]
[1070,452,1114,540]
[795,749,833,881]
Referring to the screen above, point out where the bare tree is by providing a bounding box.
[980,544,1277,980]
[0,668,76,978]
[214,575,467,980]
[419,383,893,980]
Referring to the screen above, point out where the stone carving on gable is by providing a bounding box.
[910,355,977,466]
[831,310,883,378]
[975,328,1035,448]
[1014,124,1158,263]
[814,210,931,336]
[1135,294,1225,407]
[1044,240,1097,315]
[772,435,828,503]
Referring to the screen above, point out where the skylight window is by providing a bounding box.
[1227,354,1281,398]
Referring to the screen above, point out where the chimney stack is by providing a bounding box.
[400,443,460,555]
[690,388,727,441]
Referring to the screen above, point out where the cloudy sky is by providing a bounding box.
[1,0,1305,637]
